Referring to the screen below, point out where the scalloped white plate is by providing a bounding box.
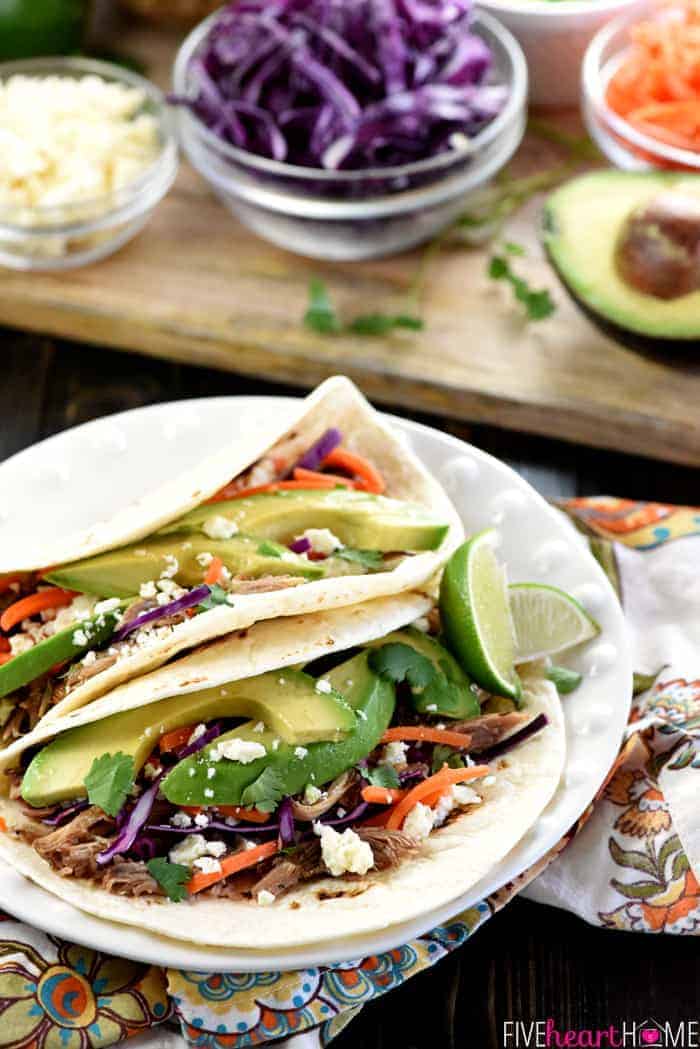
[0,396,632,971]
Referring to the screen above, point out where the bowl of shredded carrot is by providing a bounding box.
[583,0,700,169]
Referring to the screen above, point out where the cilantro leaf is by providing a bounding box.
[369,642,436,690]
[304,279,341,334]
[431,744,466,774]
[347,313,424,336]
[84,753,134,817]
[197,584,229,610]
[365,764,401,789]
[503,240,526,256]
[488,251,556,322]
[258,540,283,558]
[336,547,384,570]
[146,858,190,902]
[547,665,582,695]
[240,765,286,812]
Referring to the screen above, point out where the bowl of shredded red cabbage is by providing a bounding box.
[172,0,527,259]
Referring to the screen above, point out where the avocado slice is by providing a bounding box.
[45,535,322,599]
[370,627,480,719]
[21,669,356,807]
[158,488,449,552]
[161,652,395,809]
[543,171,700,345]
[0,606,124,700]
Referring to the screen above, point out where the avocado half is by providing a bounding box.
[543,171,700,349]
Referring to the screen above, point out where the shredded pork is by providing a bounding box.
[450,711,529,750]
[290,770,358,821]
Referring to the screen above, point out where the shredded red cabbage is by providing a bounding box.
[97,775,164,865]
[295,427,343,471]
[278,797,296,846]
[113,585,211,643]
[478,713,549,762]
[175,0,507,170]
[41,800,90,826]
[288,537,312,555]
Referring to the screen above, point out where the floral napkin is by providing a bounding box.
[0,497,697,1049]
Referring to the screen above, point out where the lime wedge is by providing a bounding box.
[439,530,521,701]
[509,583,599,663]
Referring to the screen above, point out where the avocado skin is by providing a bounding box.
[542,172,700,350]
[158,488,449,553]
[161,652,395,808]
[0,607,122,700]
[370,627,480,719]
[45,534,321,599]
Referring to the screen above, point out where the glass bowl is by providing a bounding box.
[0,57,179,271]
[582,6,700,172]
[172,11,527,261]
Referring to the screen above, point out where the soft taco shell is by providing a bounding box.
[0,647,564,949]
[4,377,462,720]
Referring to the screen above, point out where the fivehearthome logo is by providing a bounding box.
[502,1018,700,1048]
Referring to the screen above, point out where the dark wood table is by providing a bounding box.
[3,328,697,1047]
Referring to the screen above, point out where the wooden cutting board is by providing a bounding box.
[1,15,698,466]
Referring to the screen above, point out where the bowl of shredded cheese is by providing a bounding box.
[0,56,178,270]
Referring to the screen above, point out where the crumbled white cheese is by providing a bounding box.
[206,840,227,857]
[142,761,160,781]
[315,678,333,694]
[412,616,430,633]
[202,515,238,540]
[139,580,157,598]
[52,594,98,633]
[170,811,192,829]
[94,597,121,615]
[81,650,97,667]
[452,784,482,807]
[257,889,276,906]
[243,839,257,850]
[336,807,346,819]
[207,767,216,780]
[192,856,221,875]
[196,552,214,567]
[483,775,496,787]
[379,741,408,767]
[271,739,280,751]
[224,815,239,827]
[403,802,435,840]
[160,555,179,579]
[252,721,265,733]
[187,723,207,745]
[71,629,88,647]
[303,784,323,805]
[297,528,342,556]
[204,788,214,799]
[425,703,438,713]
[319,825,374,877]
[210,738,267,764]
[169,834,209,865]
[194,813,210,828]
[294,746,308,760]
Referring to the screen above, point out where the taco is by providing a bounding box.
[0,593,565,949]
[0,377,461,744]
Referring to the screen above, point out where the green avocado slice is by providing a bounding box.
[0,606,124,701]
[45,534,322,599]
[369,627,480,719]
[161,652,395,810]
[543,171,700,342]
[21,669,356,808]
[157,488,449,553]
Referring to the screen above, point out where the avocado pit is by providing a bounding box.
[615,190,700,301]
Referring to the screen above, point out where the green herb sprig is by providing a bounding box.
[304,280,423,338]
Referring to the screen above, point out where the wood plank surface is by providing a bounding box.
[1,16,698,466]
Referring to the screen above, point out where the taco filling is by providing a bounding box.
[7,624,548,906]
[0,427,449,742]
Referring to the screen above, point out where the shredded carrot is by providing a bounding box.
[292,467,354,487]
[380,726,472,749]
[0,654,13,667]
[159,726,195,753]
[203,556,224,585]
[606,1,700,154]
[361,785,407,805]
[187,839,279,894]
[0,637,9,654]
[217,805,272,823]
[0,574,24,596]
[361,809,392,828]
[181,805,203,816]
[210,479,351,501]
[323,447,386,494]
[0,817,6,832]
[385,765,490,830]
[0,588,77,634]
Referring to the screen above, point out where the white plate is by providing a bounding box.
[0,396,632,971]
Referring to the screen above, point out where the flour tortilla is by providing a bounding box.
[5,377,463,720]
[0,640,564,949]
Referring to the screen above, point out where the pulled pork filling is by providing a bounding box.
[12,706,537,904]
